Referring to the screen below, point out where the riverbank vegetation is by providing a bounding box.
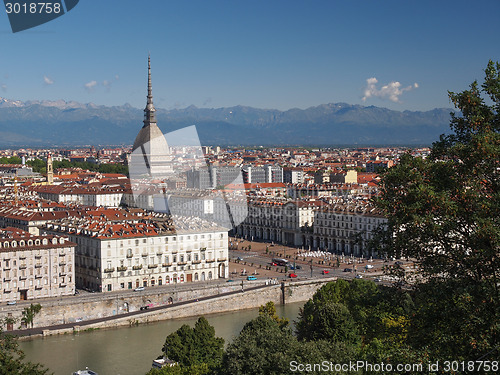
[0,318,50,375]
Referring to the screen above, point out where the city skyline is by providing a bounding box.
[1,0,499,113]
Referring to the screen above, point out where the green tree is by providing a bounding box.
[0,319,50,375]
[20,304,42,329]
[159,317,224,374]
[297,301,359,345]
[372,61,500,361]
[297,279,383,340]
[26,159,45,172]
[258,301,289,328]
[0,156,22,164]
[220,314,357,375]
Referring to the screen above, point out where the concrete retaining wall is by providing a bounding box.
[3,277,336,336]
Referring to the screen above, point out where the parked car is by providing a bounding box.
[134,286,145,292]
[355,274,363,279]
[321,270,329,275]
[247,276,257,281]
[288,273,298,278]
[365,264,374,269]
[7,300,16,305]
[374,278,381,282]
[343,268,353,272]
[226,279,235,282]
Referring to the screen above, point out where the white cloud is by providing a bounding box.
[1,84,6,92]
[362,77,418,103]
[43,75,54,85]
[84,80,98,92]
[102,75,119,91]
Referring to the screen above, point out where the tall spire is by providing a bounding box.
[143,54,157,127]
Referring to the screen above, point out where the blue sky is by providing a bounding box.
[1,0,499,111]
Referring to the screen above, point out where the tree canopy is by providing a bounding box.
[372,60,500,363]
[148,317,224,375]
[0,320,50,375]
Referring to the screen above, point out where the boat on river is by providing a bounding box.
[73,368,98,375]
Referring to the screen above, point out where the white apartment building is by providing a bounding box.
[310,205,387,257]
[236,197,387,257]
[43,216,229,292]
[0,228,76,303]
[237,199,327,246]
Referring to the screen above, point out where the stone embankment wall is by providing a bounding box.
[1,278,336,335]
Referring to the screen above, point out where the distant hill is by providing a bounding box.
[0,97,454,147]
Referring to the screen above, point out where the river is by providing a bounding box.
[19,302,305,375]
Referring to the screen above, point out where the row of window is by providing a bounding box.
[1,275,72,289]
[0,237,66,248]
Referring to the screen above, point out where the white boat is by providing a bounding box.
[73,368,98,375]
[152,357,177,369]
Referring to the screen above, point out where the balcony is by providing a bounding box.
[35,274,43,279]
[217,258,227,262]
[35,263,42,268]
[206,259,215,263]
[3,277,11,282]
[162,263,172,267]
[177,262,187,266]
[59,262,66,266]
[104,268,115,273]
[132,265,142,270]
[59,272,67,277]
[59,283,67,288]
[19,264,27,269]
[200,247,207,251]
[117,266,127,272]
[19,275,27,280]
[126,254,133,258]
[192,260,201,264]
[35,285,43,290]
[59,253,65,257]
[35,255,42,259]
[148,264,158,269]
[141,253,148,257]
[156,251,163,256]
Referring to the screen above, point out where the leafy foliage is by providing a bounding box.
[220,314,357,375]
[156,317,224,375]
[0,320,50,375]
[0,156,22,164]
[26,158,128,175]
[372,61,500,363]
[258,301,289,328]
[20,304,42,329]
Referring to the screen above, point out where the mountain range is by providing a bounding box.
[0,97,454,147]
